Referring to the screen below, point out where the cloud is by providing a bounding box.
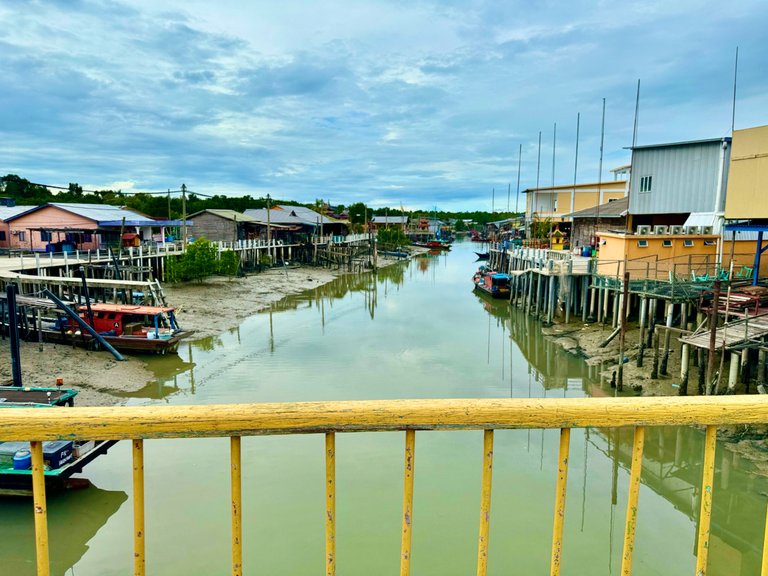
[0,0,766,209]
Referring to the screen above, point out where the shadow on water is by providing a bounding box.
[0,485,127,576]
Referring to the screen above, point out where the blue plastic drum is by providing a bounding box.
[13,449,32,470]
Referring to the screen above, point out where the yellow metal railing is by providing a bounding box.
[4,396,768,576]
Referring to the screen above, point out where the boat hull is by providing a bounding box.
[21,327,194,354]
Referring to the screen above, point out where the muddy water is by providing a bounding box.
[1,242,766,575]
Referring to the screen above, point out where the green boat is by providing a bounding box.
[0,386,117,495]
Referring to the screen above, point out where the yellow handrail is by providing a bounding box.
[2,396,767,441]
[9,396,768,576]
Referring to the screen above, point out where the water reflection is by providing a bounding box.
[29,240,767,575]
[0,485,127,576]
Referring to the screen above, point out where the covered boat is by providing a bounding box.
[46,303,193,354]
[472,267,511,299]
[0,386,117,494]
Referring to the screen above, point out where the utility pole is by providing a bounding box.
[266,194,272,243]
[181,183,188,250]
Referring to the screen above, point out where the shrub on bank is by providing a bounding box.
[167,238,240,282]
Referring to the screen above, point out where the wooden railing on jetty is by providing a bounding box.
[4,396,768,576]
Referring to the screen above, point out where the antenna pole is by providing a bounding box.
[552,122,557,188]
[731,46,739,133]
[572,112,580,219]
[596,99,606,228]
[515,144,522,214]
[507,182,511,212]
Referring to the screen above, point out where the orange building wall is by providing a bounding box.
[597,233,768,280]
[8,206,100,251]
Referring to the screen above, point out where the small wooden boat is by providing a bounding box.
[473,267,511,299]
[0,386,117,494]
[38,303,194,354]
[474,252,489,260]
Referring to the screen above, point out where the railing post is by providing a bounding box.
[400,430,416,576]
[550,428,571,576]
[133,439,145,576]
[476,429,494,576]
[620,426,646,575]
[325,433,336,576]
[231,436,242,576]
[695,425,717,575]
[30,441,50,576]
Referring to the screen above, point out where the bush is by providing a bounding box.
[167,238,221,283]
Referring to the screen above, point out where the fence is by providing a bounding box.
[4,396,767,576]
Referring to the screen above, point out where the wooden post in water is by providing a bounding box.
[706,280,721,395]
[651,333,660,380]
[728,353,739,394]
[637,297,648,367]
[617,272,630,391]
[680,343,690,396]
[660,302,674,376]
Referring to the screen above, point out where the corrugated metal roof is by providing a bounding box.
[628,137,731,150]
[5,203,151,224]
[567,197,628,219]
[244,205,341,226]
[372,216,408,224]
[189,209,259,223]
[0,205,35,221]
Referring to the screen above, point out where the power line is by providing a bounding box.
[22,181,214,198]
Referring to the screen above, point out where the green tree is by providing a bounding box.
[166,238,220,283]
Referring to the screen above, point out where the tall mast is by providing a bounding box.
[515,143,522,214]
[595,98,606,228]
[572,112,580,218]
[731,46,739,133]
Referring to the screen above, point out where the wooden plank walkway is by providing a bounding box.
[679,313,768,350]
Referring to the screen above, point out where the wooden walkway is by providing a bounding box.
[679,313,768,350]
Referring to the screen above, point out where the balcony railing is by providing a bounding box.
[3,396,767,576]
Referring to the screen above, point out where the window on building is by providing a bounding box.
[41,230,52,242]
[17,231,26,242]
[684,239,694,247]
[662,239,673,248]
[0,231,5,241]
[704,240,717,246]
[83,233,93,243]
[637,240,649,248]
[640,175,653,193]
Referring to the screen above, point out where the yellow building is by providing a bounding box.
[724,125,768,219]
[524,180,627,225]
[597,231,765,280]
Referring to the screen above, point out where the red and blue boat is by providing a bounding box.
[472,266,511,299]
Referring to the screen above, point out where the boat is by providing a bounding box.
[0,386,117,494]
[38,303,194,354]
[474,252,490,260]
[472,266,511,299]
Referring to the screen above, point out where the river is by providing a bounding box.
[1,241,766,575]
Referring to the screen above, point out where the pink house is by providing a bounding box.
[0,205,36,249]
[4,203,188,252]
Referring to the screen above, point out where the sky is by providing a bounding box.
[1,1,767,211]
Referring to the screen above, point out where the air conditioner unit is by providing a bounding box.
[700,226,714,235]
[636,225,652,235]
[685,226,700,235]
[669,225,685,235]
[653,225,669,235]
[10,230,19,235]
